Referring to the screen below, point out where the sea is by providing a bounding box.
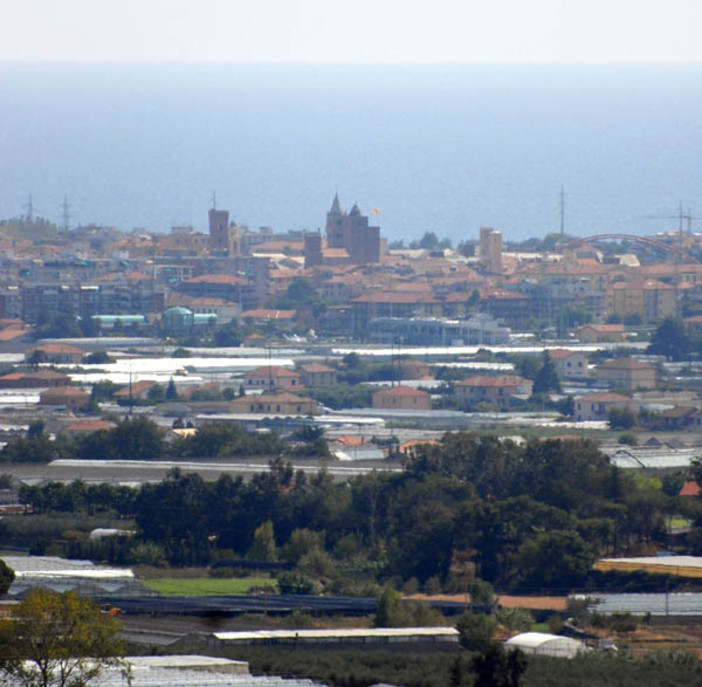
[2,63,702,245]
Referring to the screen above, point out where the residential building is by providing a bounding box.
[574,392,638,422]
[596,358,657,390]
[245,366,301,391]
[24,343,84,365]
[574,323,626,343]
[230,391,319,415]
[39,387,91,411]
[297,363,338,387]
[372,385,432,411]
[607,279,676,322]
[547,349,590,381]
[455,375,533,405]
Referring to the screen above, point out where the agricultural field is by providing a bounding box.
[143,577,276,596]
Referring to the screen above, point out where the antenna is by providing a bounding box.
[24,194,34,223]
[211,191,217,210]
[559,186,565,236]
[61,196,71,232]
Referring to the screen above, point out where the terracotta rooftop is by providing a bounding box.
[456,375,529,388]
[373,385,431,397]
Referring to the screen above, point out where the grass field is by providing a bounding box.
[143,577,277,596]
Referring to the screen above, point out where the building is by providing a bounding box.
[298,363,338,387]
[24,343,84,365]
[596,358,657,390]
[574,323,626,343]
[372,385,432,411]
[244,366,301,391]
[454,375,533,405]
[504,632,585,659]
[208,208,241,256]
[230,391,319,415]
[479,227,503,274]
[368,314,510,346]
[39,387,91,411]
[325,194,381,265]
[547,349,590,381]
[574,392,638,422]
[0,369,70,389]
[607,279,676,322]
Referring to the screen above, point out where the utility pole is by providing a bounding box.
[24,194,34,223]
[61,196,71,232]
[559,186,565,236]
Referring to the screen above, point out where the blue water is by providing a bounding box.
[2,63,702,243]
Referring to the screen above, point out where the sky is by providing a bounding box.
[2,0,702,64]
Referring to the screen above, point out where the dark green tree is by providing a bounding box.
[456,611,497,651]
[471,643,528,687]
[165,377,179,400]
[648,317,690,361]
[533,352,561,393]
[0,558,14,595]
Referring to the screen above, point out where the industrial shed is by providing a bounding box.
[504,632,586,658]
[213,627,459,646]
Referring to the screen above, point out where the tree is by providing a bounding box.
[608,406,637,430]
[471,643,528,687]
[0,589,127,687]
[648,317,690,361]
[247,520,278,561]
[165,377,179,400]
[0,558,14,595]
[533,352,561,394]
[456,611,497,651]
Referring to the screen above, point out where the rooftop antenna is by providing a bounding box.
[61,196,71,232]
[559,186,565,236]
[24,194,34,223]
[211,191,217,210]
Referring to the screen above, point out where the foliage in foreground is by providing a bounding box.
[0,589,126,687]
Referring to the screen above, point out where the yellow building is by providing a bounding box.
[607,279,676,322]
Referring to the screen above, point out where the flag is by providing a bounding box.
[371,208,381,215]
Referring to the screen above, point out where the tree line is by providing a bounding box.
[9,432,688,592]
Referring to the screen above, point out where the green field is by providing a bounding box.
[143,577,277,596]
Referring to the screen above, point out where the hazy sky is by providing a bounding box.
[2,0,702,64]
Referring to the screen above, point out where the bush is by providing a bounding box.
[277,571,315,595]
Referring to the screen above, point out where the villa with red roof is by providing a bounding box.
[574,392,639,422]
[372,385,432,411]
[245,365,301,391]
[455,375,533,406]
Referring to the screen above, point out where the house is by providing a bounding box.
[596,358,657,390]
[659,405,699,431]
[372,385,432,411]
[244,366,301,391]
[574,392,638,422]
[114,380,157,401]
[0,370,70,389]
[547,349,590,380]
[455,375,533,406]
[24,343,84,365]
[574,324,625,343]
[61,419,117,437]
[297,363,338,387]
[39,387,91,411]
[230,391,319,415]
